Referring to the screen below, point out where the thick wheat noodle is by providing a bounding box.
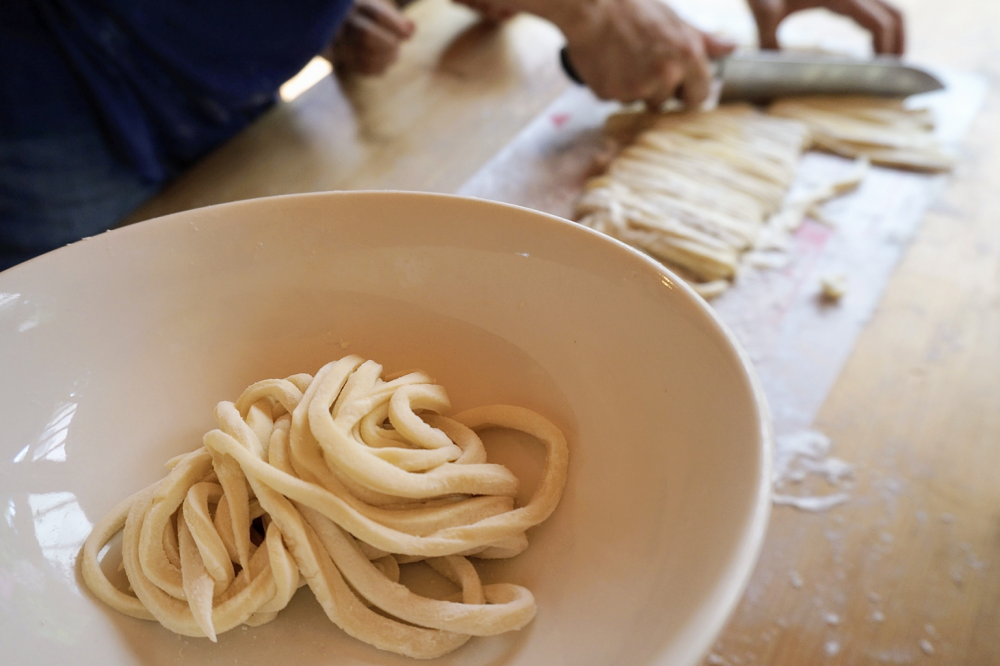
[580,186,736,250]
[80,355,568,658]
[205,412,564,556]
[268,408,516,538]
[300,504,537,635]
[582,185,759,248]
[267,415,527,560]
[244,469,471,657]
[589,167,766,222]
[308,358,519,499]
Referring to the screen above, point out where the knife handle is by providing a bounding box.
[559,46,724,90]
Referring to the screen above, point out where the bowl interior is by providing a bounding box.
[0,192,770,666]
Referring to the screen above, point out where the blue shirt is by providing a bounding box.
[1,0,353,182]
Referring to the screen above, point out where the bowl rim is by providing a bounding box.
[1,189,773,666]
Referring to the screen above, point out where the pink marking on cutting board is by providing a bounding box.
[773,218,836,315]
[795,218,834,250]
[551,112,571,128]
[780,219,833,277]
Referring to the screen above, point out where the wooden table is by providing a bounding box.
[129,0,1000,662]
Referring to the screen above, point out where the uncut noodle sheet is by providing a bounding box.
[578,97,950,299]
[768,95,955,173]
[81,355,569,659]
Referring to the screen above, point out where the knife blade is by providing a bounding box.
[717,52,943,101]
[559,48,944,103]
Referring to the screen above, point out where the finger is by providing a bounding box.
[750,0,785,50]
[644,90,672,111]
[679,60,713,108]
[353,39,401,76]
[875,0,906,55]
[702,32,737,59]
[645,61,687,109]
[359,37,402,74]
[636,77,664,105]
[676,28,713,108]
[836,0,897,54]
[350,13,404,55]
[356,0,416,38]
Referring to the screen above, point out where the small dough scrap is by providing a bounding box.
[769,96,954,173]
[820,274,848,301]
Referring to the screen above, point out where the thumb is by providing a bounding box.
[701,32,737,59]
[750,0,784,50]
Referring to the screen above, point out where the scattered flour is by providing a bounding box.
[825,640,841,656]
[772,429,854,511]
[822,612,841,625]
[966,550,986,571]
[789,570,804,588]
[919,639,934,655]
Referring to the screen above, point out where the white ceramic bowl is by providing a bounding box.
[0,192,770,666]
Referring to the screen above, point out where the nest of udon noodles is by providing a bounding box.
[81,355,569,659]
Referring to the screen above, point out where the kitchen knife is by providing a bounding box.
[559,48,944,102]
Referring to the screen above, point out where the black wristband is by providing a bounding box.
[559,46,585,85]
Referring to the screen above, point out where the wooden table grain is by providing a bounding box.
[129,0,1000,662]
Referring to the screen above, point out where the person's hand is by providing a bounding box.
[555,0,735,109]
[747,0,905,55]
[325,0,416,77]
